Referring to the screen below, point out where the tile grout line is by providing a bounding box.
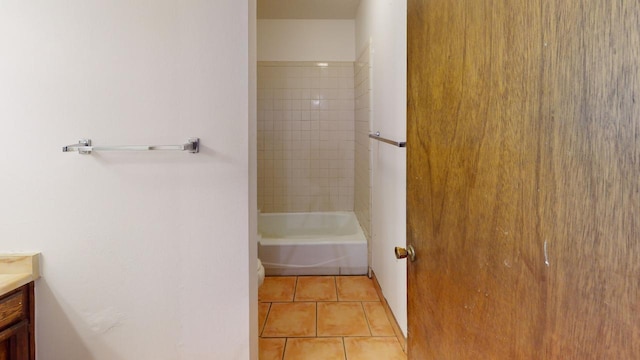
[292,276,299,302]
[360,301,373,337]
[341,336,348,360]
[281,338,288,360]
[260,302,272,337]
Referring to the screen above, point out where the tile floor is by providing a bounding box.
[258,276,406,360]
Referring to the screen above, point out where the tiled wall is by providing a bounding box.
[257,62,355,212]
[354,47,372,241]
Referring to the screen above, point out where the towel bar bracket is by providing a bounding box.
[62,139,92,154]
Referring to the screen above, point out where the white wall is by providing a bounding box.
[0,1,256,359]
[257,20,355,61]
[355,0,408,336]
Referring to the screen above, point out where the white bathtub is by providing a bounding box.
[258,212,368,276]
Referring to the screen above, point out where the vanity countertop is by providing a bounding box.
[0,253,40,296]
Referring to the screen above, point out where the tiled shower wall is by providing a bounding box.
[354,48,372,241]
[257,62,355,212]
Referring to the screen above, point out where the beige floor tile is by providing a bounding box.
[283,338,345,360]
[317,302,370,337]
[295,276,337,301]
[259,276,297,302]
[259,338,286,360]
[336,276,379,301]
[262,302,316,337]
[258,303,271,335]
[344,337,406,360]
[362,302,395,336]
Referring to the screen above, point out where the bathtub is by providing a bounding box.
[258,212,368,276]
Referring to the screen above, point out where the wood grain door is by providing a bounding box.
[407,0,640,358]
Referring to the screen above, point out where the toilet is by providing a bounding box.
[257,258,265,287]
[257,214,265,287]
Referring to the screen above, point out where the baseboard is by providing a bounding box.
[370,269,407,352]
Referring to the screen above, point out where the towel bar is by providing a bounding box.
[62,138,200,154]
[369,132,406,148]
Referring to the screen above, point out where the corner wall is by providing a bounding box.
[0,1,255,358]
[355,0,408,336]
[249,0,259,357]
[354,45,372,242]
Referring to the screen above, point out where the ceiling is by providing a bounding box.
[257,0,361,19]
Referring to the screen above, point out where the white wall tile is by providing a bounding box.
[354,47,372,242]
[258,62,355,212]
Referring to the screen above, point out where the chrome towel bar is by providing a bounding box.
[62,138,200,154]
[369,132,406,148]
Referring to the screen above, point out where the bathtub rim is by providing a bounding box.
[258,211,366,244]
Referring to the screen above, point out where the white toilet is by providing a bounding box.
[257,215,265,287]
[257,258,265,287]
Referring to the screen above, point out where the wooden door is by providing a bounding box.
[407,0,640,358]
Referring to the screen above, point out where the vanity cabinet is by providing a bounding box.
[0,282,34,360]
